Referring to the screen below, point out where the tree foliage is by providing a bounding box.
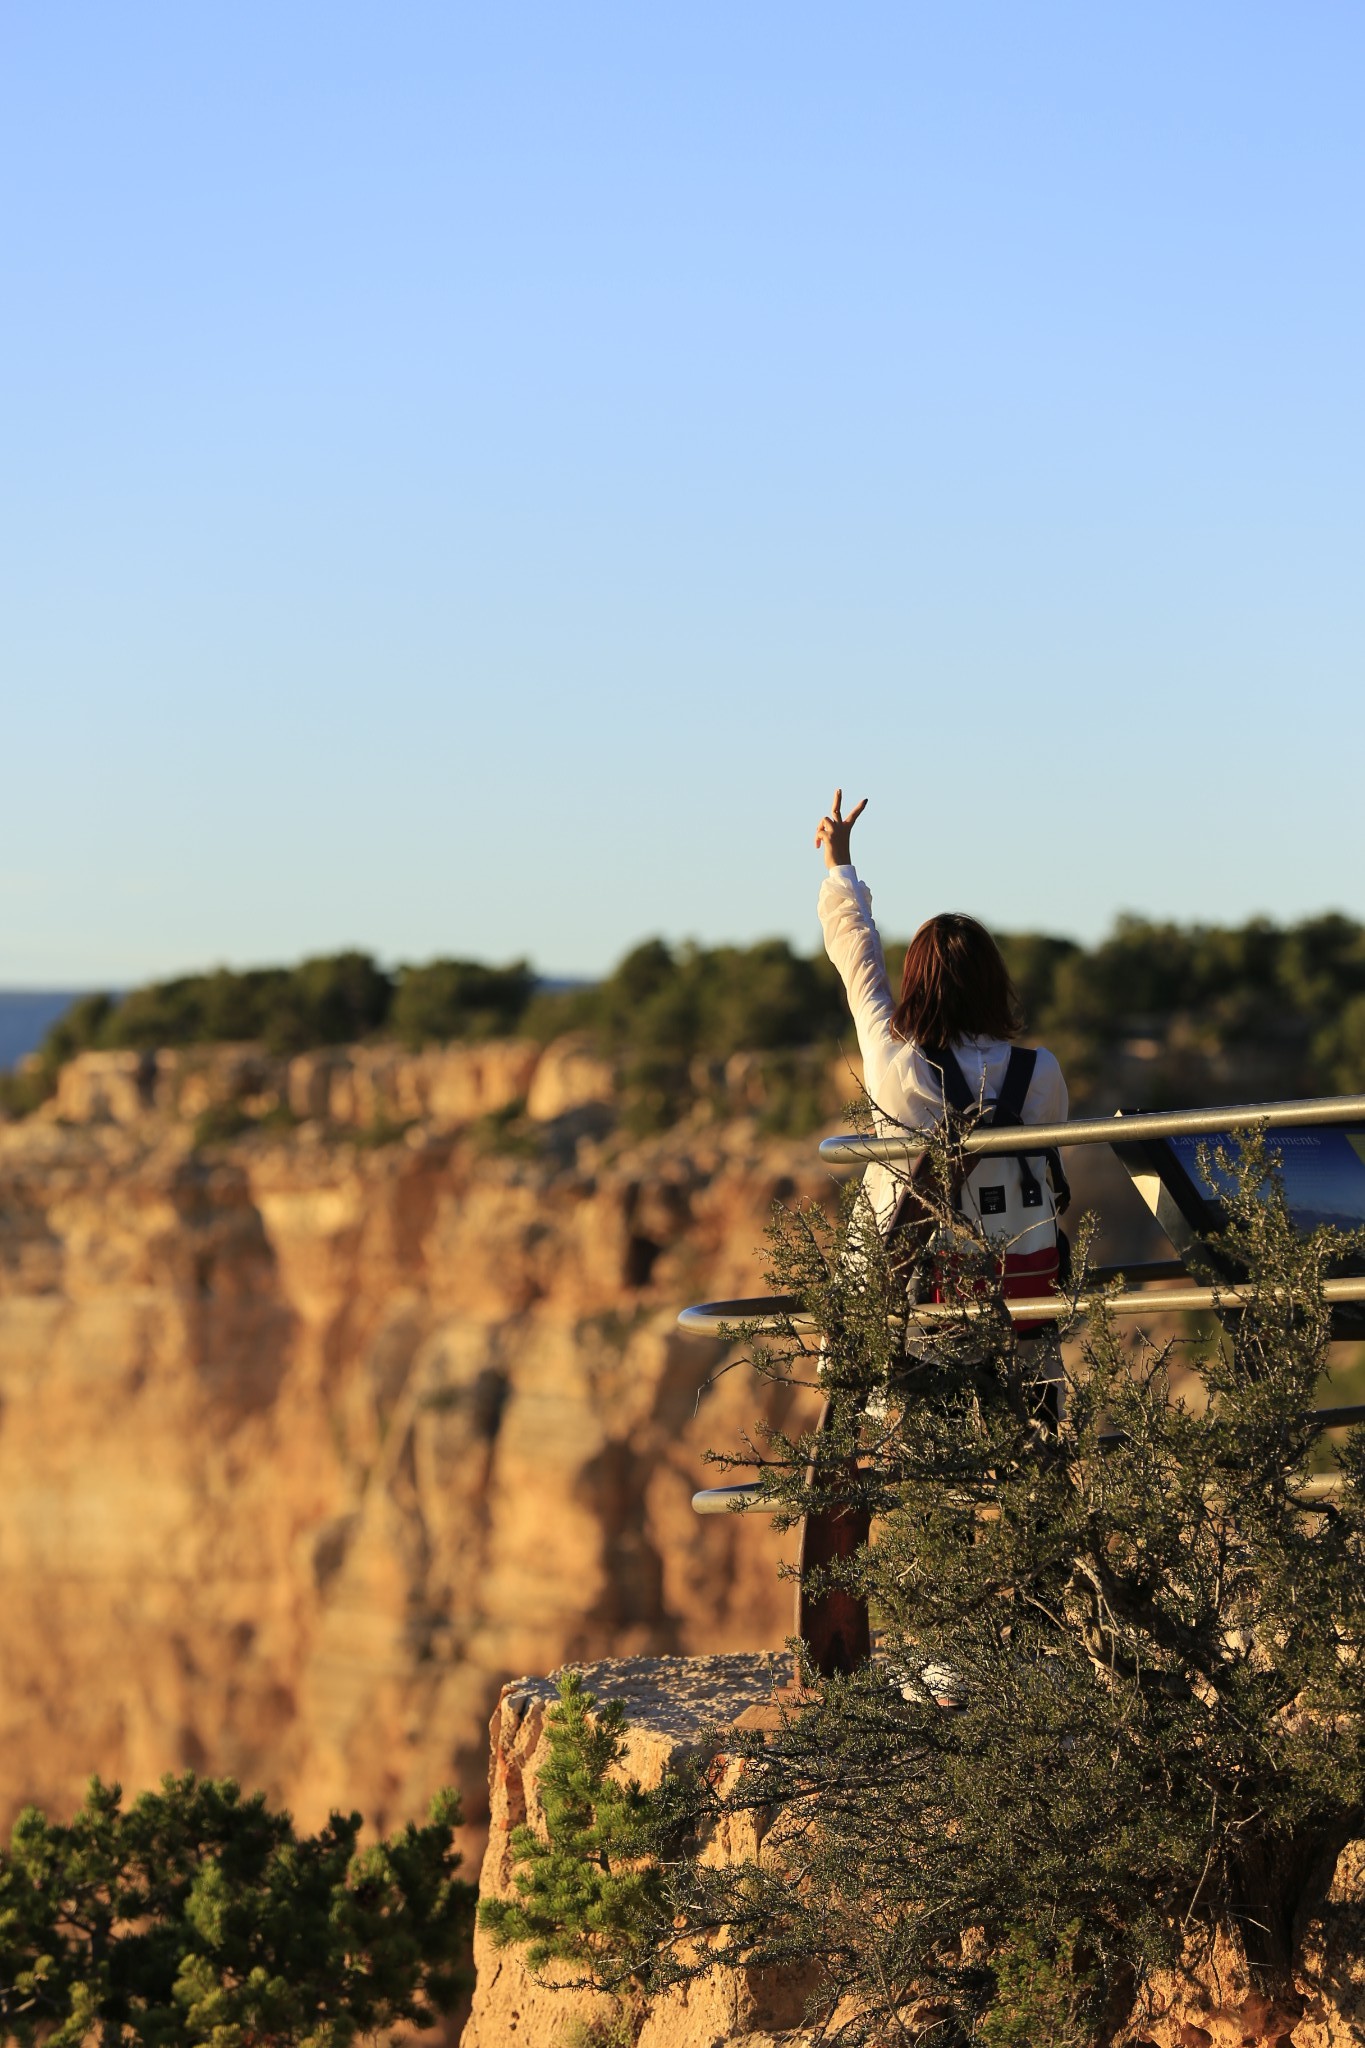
[391,957,536,1046]
[0,1772,474,2048]
[649,1133,1365,2042]
[105,953,395,1057]
[1034,911,1365,1103]
[7,909,1365,1127]
[478,1671,664,1986]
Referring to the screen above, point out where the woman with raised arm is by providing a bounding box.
[815,788,1069,1296]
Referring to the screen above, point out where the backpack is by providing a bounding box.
[886,1044,1071,1302]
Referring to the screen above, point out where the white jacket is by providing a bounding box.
[819,865,1068,1234]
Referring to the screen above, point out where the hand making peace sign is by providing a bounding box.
[814,788,868,872]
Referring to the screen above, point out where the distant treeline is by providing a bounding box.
[5,913,1365,1118]
[1003,912,1365,1106]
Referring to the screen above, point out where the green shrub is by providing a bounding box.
[469,1098,539,1157]
[107,969,284,1050]
[751,1047,840,1137]
[479,1671,664,1988]
[654,1135,1365,2040]
[1032,912,1365,1105]
[1,992,115,1114]
[191,1102,255,1149]
[0,1772,474,2048]
[580,936,845,1060]
[1315,990,1365,1093]
[43,991,116,1064]
[97,953,395,1057]
[994,930,1080,1031]
[348,1113,416,1149]
[979,1921,1100,2048]
[0,1064,55,1118]
[391,958,536,1045]
[255,952,394,1055]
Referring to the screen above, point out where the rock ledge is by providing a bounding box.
[463,1652,811,2048]
[463,1656,1365,2048]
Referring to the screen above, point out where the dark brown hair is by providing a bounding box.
[890,912,1024,1047]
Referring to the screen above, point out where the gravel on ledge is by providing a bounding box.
[498,1651,792,1741]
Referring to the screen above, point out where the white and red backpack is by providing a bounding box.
[889,1044,1071,1302]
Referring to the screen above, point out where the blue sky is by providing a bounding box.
[3,3,1362,986]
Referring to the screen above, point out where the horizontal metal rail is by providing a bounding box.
[942,1275,1365,1323]
[816,1094,1365,1168]
[695,1465,1354,1516]
[688,1096,1365,1526]
[693,1482,773,1515]
[677,1274,1365,1338]
[678,1295,808,1337]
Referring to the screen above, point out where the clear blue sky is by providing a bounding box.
[3,3,1362,986]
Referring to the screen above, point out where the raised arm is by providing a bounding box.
[814,790,898,1096]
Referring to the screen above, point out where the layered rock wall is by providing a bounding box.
[0,1042,823,1852]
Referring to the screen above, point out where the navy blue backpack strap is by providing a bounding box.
[994,1046,1071,1211]
[992,1045,1037,1127]
[920,1043,974,1115]
[993,1047,1044,1207]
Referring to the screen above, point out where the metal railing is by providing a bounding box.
[678,1274,1365,1337]
[816,1093,1365,1169]
[679,1092,1365,1664]
[677,1094,1365,1336]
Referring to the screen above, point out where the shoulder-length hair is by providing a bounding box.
[890,912,1024,1047]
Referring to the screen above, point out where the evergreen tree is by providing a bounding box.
[479,1671,664,1986]
[0,1773,473,2048]
[654,1131,1365,2043]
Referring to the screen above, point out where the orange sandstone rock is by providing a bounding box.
[0,1044,820,1864]
[462,1654,817,2048]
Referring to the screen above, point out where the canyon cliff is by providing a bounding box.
[0,1038,825,1854]
[467,1658,1365,2048]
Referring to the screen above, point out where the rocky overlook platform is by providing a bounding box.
[463,1655,1365,2048]
[464,1652,813,2048]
